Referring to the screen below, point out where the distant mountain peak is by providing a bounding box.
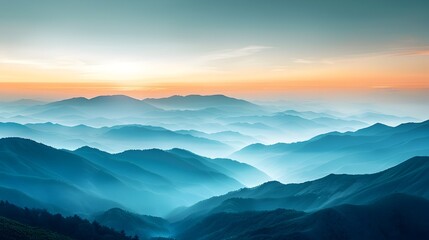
[90,95,140,102]
[256,180,283,188]
[118,148,169,156]
[143,94,259,110]
[364,122,390,130]
[74,145,106,153]
[0,137,38,145]
[49,97,88,106]
[45,95,160,113]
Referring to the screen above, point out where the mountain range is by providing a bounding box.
[2,94,416,150]
[0,94,427,239]
[233,119,429,182]
[170,156,429,221]
[143,94,261,111]
[0,122,234,157]
[175,193,429,240]
[49,156,429,239]
[0,139,428,239]
[0,137,269,216]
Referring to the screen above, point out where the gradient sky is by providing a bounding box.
[0,0,428,101]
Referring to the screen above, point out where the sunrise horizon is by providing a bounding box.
[1,0,428,102]
[0,1,429,239]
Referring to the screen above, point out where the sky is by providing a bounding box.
[0,0,428,102]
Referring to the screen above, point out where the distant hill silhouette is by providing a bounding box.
[233,120,429,182]
[167,148,270,186]
[175,130,258,149]
[352,112,417,125]
[0,122,235,157]
[49,95,159,112]
[21,95,160,122]
[220,113,368,143]
[143,94,259,111]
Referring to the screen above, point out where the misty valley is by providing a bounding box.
[2,0,429,239]
[0,94,428,239]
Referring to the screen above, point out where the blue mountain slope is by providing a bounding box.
[175,130,258,148]
[102,125,234,156]
[112,149,244,197]
[175,194,429,240]
[0,172,121,215]
[0,138,243,215]
[0,122,235,157]
[0,186,62,213]
[73,146,174,189]
[94,208,171,239]
[168,148,271,186]
[74,146,246,198]
[169,156,429,221]
[233,120,429,181]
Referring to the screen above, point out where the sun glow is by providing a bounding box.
[80,61,146,80]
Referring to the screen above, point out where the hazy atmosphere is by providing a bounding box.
[0,1,428,240]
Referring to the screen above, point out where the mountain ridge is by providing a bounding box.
[169,156,429,221]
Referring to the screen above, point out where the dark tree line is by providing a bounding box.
[0,201,139,240]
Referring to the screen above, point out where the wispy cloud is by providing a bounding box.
[0,46,272,80]
[200,45,271,62]
[293,58,334,65]
[0,56,207,80]
[346,47,429,58]
[0,57,87,69]
[394,49,429,57]
[0,58,49,67]
[293,59,313,64]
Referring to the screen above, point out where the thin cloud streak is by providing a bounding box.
[0,46,273,81]
[200,45,272,62]
[293,59,334,65]
[394,49,429,56]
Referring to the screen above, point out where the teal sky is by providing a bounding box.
[0,0,428,103]
[2,0,428,59]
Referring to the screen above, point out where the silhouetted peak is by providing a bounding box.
[0,137,53,154]
[74,146,108,154]
[257,180,284,189]
[0,122,29,127]
[50,97,88,105]
[103,207,129,216]
[90,95,140,102]
[119,148,169,156]
[371,122,389,128]
[144,94,255,107]
[0,137,38,145]
[168,148,199,157]
[242,143,267,150]
[355,122,391,134]
[319,173,352,182]
[169,148,191,153]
